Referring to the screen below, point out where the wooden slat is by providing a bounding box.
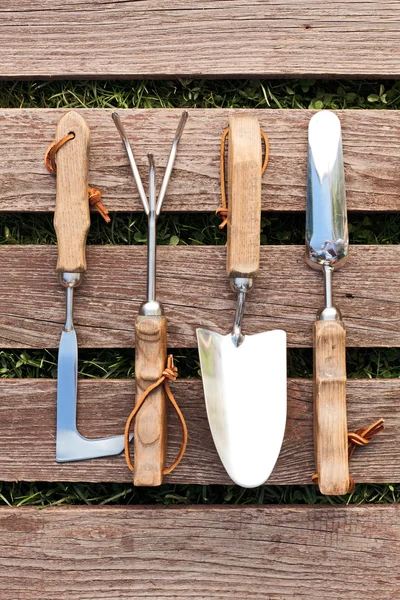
[2,2,400,78]
[0,245,399,349]
[1,108,400,213]
[0,504,399,599]
[0,378,396,484]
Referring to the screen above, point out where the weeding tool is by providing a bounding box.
[306,110,350,495]
[113,111,188,486]
[54,111,126,462]
[197,114,287,488]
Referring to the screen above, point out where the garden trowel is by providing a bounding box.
[54,111,126,462]
[197,114,287,488]
[306,110,350,495]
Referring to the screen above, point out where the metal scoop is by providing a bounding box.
[54,111,126,462]
[197,114,287,488]
[306,110,350,495]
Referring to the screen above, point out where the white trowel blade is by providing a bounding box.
[197,328,287,488]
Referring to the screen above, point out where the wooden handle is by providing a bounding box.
[134,315,167,486]
[314,319,350,495]
[226,114,262,279]
[54,111,90,273]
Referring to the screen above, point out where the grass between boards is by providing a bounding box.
[0,78,399,507]
[0,348,399,380]
[2,212,400,246]
[0,482,399,508]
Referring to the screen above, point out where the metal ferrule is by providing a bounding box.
[139,300,164,316]
[60,272,82,332]
[231,277,253,347]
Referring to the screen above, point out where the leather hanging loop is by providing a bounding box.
[124,355,188,476]
[44,133,111,223]
[217,126,269,229]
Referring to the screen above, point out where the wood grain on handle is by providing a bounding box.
[314,319,350,495]
[134,315,167,486]
[54,111,90,273]
[226,114,262,279]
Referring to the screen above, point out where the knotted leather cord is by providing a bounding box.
[44,133,111,223]
[124,355,188,475]
[312,418,385,493]
[217,127,270,229]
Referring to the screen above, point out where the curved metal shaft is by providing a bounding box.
[157,111,188,216]
[112,112,149,214]
[231,277,253,347]
[232,290,246,347]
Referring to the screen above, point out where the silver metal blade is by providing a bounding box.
[306,111,348,270]
[197,328,287,488]
[56,330,127,462]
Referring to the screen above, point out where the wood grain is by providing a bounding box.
[0,378,396,484]
[54,111,90,273]
[227,114,262,278]
[1,1,400,78]
[0,245,399,349]
[1,109,400,213]
[1,504,399,600]
[134,315,167,486]
[314,320,349,495]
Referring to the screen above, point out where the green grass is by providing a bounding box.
[2,212,400,246]
[0,78,398,507]
[0,481,399,508]
[2,79,400,110]
[1,347,399,380]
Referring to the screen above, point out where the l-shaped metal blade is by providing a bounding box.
[56,329,127,462]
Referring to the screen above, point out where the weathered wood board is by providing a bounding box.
[1,109,400,212]
[0,245,399,349]
[0,378,397,484]
[1,2,400,79]
[0,504,399,600]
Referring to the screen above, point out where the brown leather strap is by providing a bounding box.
[312,418,384,493]
[44,133,75,174]
[217,126,269,229]
[124,355,188,475]
[44,133,111,223]
[347,418,385,459]
[88,187,110,223]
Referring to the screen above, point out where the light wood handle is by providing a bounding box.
[226,114,262,279]
[314,319,350,495]
[54,111,90,273]
[134,315,167,486]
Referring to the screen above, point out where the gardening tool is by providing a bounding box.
[54,111,126,462]
[306,110,350,495]
[113,111,188,486]
[196,114,287,488]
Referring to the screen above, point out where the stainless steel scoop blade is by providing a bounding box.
[197,326,286,488]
